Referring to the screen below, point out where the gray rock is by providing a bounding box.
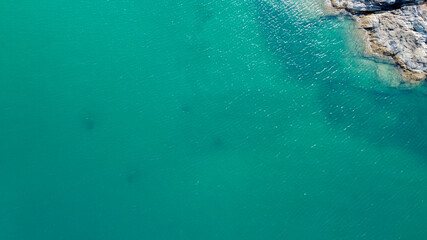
[328,0,427,83]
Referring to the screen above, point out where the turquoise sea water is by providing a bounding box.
[1,0,426,239]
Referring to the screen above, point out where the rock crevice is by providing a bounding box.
[331,0,426,13]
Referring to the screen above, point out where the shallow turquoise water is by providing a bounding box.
[0,0,426,239]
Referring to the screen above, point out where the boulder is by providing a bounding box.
[328,1,427,83]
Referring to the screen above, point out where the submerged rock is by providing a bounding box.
[83,117,95,130]
[326,0,427,85]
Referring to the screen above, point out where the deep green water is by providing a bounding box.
[1,0,426,239]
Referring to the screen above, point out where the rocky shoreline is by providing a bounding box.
[325,0,427,85]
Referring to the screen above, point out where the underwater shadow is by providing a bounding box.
[319,81,427,160]
[253,0,427,160]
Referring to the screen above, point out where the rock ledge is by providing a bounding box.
[327,0,427,84]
